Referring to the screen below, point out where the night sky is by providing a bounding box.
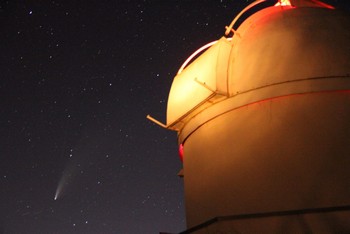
[1,1,349,233]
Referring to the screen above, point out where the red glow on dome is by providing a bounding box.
[275,0,335,9]
[275,0,291,6]
[179,144,184,162]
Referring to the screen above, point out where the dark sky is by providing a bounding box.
[1,1,349,233]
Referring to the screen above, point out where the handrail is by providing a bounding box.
[225,0,267,36]
[177,40,218,75]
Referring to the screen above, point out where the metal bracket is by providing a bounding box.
[194,78,227,96]
[146,115,168,128]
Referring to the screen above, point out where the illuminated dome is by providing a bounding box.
[149,0,350,232]
[165,2,350,139]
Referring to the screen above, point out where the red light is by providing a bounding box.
[275,0,291,6]
[275,0,335,9]
[179,144,184,162]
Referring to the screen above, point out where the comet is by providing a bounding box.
[54,180,62,201]
[54,158,78,201]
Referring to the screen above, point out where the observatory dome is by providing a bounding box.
[166,3,350,144]
[160,1,350,231]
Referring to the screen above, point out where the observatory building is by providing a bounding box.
[148,0,350,233]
